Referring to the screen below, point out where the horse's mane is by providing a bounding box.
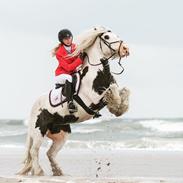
[71,26,108,57]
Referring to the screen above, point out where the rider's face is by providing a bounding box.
[63,37,72,46]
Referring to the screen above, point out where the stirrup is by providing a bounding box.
[93,112,102,118]
[68,101,78,113]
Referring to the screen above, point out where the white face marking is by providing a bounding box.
[100,32,129,58]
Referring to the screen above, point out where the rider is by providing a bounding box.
[52,29,83,113]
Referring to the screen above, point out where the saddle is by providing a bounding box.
[49,68,103,118]
[49,73,81,107]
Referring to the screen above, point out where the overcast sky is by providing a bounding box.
[0,0,183,119]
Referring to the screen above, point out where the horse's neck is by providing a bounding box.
[79,43,106,106]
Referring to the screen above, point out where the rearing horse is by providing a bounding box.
[18,26,129,176]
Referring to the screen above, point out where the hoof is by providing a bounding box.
[33,169,44,176]
[38,170,44,176]
[53,169,63,176]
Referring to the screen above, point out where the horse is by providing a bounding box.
[18,26,130,176]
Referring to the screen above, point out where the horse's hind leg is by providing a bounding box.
[47,130,69,176]
[17,131,33,175]
[30,130,45,176]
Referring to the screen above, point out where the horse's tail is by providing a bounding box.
[23,131,33,164]
[17,129,33,175]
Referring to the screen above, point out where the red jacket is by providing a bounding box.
[55,43,83,76]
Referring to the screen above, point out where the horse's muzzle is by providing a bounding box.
[120,45,129,58]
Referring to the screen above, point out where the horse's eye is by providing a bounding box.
[104,35,109,40]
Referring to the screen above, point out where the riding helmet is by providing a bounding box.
[58,29,73,43]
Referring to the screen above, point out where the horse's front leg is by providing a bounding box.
[47,130,69,176]
[104,86,130,116]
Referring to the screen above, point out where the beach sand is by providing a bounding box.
[0,146,182,183]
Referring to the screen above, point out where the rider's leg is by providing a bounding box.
[55,74,77,113]
[64,79,77,113]
[54,74,72,89]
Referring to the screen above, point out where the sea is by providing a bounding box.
[0,117,183,151]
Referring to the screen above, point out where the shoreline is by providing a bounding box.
[0,147,182,182]
[0,176,183,183]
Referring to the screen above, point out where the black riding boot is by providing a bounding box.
[64,80,77,113]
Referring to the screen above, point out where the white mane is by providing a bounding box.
[72,26,108,57]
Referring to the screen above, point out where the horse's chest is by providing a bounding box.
[92,69,115,95]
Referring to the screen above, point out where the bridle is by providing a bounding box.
[85,32,125,75]
[99,32,123,60]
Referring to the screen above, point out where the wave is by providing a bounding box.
[83,118,103,124]
[0,139,182,151]
[0,130,26,137]
[82,116,113,125]
[72,128,103,134]
[0,144,24,148]
[139,119,183,133]
[63,140,126,150]
[62,139,183,151]
[0,118,183,151]
[23,119,29,126]
[0,119,23,125]
[0,120,27,137]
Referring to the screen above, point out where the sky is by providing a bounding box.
[0,0,183,119]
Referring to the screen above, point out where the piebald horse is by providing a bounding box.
[18,26,129,176]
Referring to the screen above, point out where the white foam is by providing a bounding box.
[0,144,24,148]
[72,128,103,134]
[0,129,26,137]
[83,116,119,125]
[23,119,29,126]
[139,119,183,132]
[64,140,126,150]
[63,139,183,151]
[83,118,103,124]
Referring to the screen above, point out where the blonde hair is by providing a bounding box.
[52,43,62,57]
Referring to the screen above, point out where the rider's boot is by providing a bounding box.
[64,80,78,113]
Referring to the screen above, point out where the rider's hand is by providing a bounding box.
[100,57,108,65]
[80,52,87,60]
[76,64,82,71]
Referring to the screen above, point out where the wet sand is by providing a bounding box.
[0,146,182,183]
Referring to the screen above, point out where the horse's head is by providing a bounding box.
[73,26,129,60]
[98,29,129,59]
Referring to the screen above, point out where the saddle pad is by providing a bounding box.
[49,73,81,107]
[49,87,66,107]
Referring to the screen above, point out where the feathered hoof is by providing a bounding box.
[32,168,44,176]
[38,169,44,176]
[53,169,63,176]
[16,163,32,175]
